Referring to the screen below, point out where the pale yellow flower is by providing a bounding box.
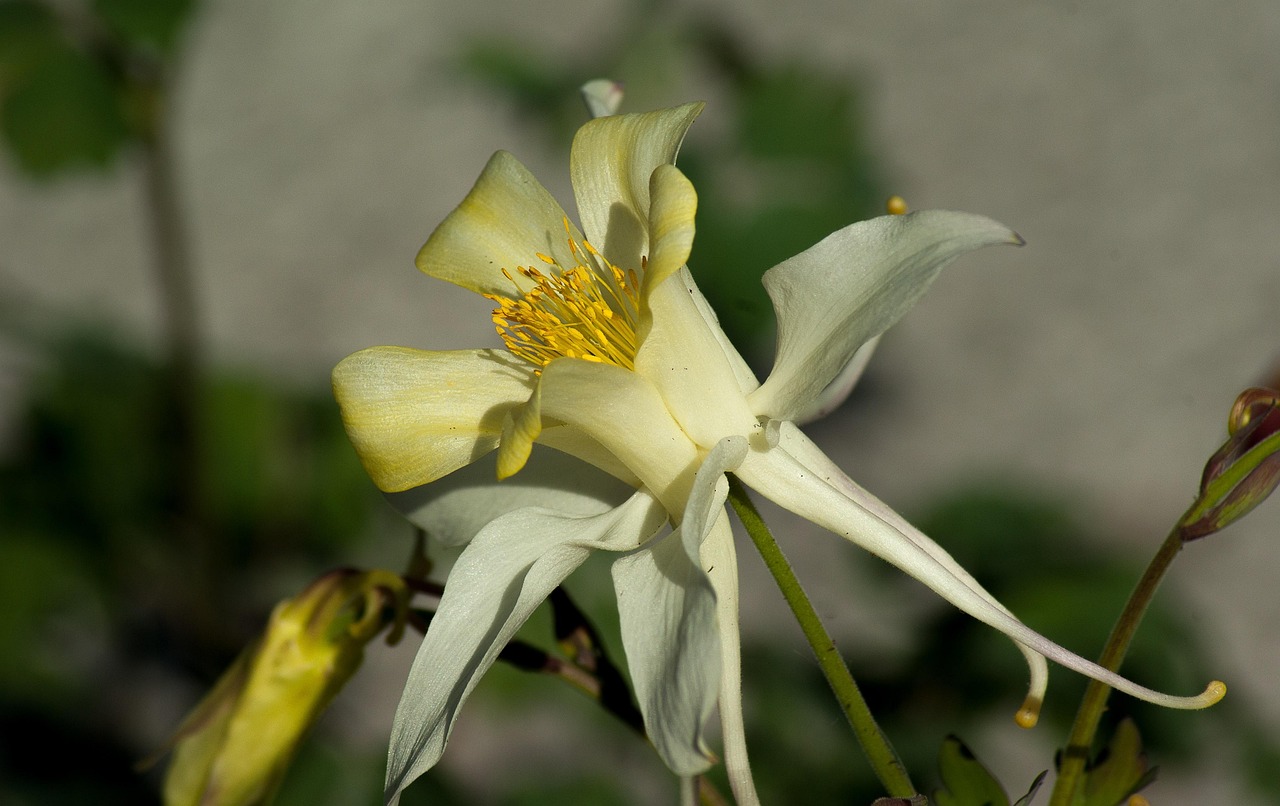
[334,99,1223,805]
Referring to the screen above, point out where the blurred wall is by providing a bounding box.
[2,1,1277,801]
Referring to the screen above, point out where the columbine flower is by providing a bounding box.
[333,100,1223,805]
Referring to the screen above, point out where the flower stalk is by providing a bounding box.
[726,476,917,799]
[1051,387,1279,806]
[1048,525,1184,806]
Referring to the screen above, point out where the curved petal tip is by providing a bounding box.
[1015,697,1042,729]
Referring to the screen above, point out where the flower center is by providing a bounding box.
[485,226,641,371]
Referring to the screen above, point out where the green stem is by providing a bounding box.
[726,476,916,798]
[133,62,236,657]
[139,74,204,532]
[1048,526,1184,806]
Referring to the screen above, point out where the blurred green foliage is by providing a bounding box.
[0,0,194,176]
[94,0,194,55]
[0,325,386,804]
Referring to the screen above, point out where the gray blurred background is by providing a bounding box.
[2,1,1277,804]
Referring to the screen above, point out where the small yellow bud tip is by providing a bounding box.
[1204,679,1227,705]
[1014,696,1042,729]
[885,195,908,216]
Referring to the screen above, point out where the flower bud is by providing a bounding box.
[157,569,409,805]
[580,79,624,118]
[1180,388,1280,541]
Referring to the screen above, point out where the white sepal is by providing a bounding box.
[384,490,667,804]
[749,210,1020,421]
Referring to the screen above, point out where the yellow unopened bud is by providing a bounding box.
[155,569,409,806]
[886,195,908,215]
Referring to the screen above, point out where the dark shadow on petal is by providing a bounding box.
[388,446,634,547]
[602,201,646,272]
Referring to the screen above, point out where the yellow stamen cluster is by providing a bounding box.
[485,227,641,371]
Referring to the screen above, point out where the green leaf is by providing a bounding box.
[93,0,196,54]
[1080,718,1153,806]
[934,735,1010,806]
[0,46,129,175]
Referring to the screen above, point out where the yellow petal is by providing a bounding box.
[642,163,698,298]
[570,102,704,270]
[536,426,642,488]
[332,347,534,492]
[538,357,699,517]
[635,268,759,449]
[416,151,582,297]
[496,383,542,480]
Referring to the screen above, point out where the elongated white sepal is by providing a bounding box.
[765,421,1051,722]
[702,515,761,806]
[736,441,1226,717]
[749,210,1022,422]
[384,491,667,804]
[613,436,744,775]
[792,336,880,425]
